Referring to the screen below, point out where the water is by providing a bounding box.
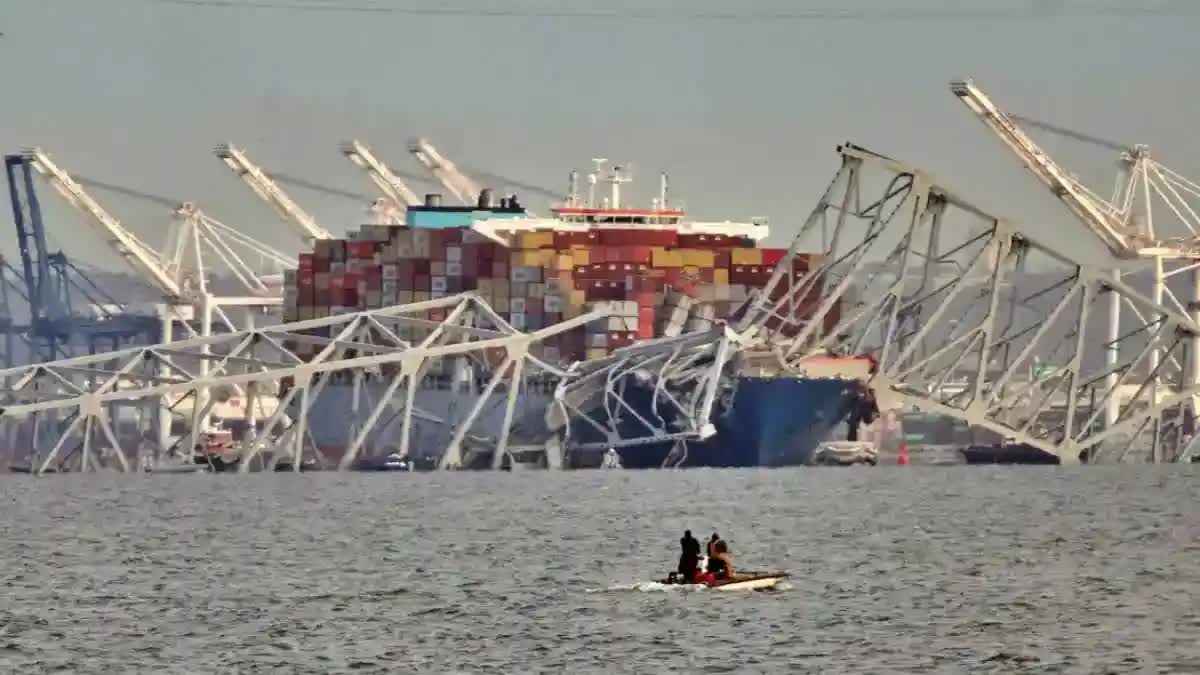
[1,466,1197,674]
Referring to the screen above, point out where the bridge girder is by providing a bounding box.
[0,293,607,474]
[744,143,1200,463]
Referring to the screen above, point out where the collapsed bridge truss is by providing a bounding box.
[0,294,605,474]
[741,143,1200,463]
[8,143,1200,473]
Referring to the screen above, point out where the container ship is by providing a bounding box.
[276,160,872,469]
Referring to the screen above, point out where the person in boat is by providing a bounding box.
[706,540,735,580]
[706,533,722,559]
[678,530,701,581]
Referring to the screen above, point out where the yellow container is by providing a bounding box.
[714,269,730,285]
[512,249,550,267]
[680,248,716,267]
[683,265,700,277]
[519,230,554,249]
[557,254,574,271]
[570,289,587,306]
[652,247,684,268]
[586,348,609,360]
[731,248,762,265]
[571,248,591,266]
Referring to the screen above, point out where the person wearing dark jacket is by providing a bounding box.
[678,530,701,580]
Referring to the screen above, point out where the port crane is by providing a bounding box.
[951,78,1200,450]
[407,137,483,205]
[340,139,421,224]
[23,148,295,455]
[6,155,159,361]
[214,143,334,242]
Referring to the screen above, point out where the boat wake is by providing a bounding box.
[585,581,709,594]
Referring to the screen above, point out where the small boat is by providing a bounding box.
[810,440,878,466]
[660,563,789,591]
[353,452,415,472]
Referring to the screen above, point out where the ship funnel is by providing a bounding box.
[477,188,494,209]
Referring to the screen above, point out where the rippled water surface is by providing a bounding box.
[1,466,1198,674]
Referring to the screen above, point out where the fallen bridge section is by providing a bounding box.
[741,143,1200,464]
[0,293,607,474]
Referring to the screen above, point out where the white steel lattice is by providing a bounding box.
[0,294,607,474]
[741,143,1200,464]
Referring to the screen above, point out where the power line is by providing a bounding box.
[140,0,1198,21]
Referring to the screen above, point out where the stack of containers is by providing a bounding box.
[279,222,833,366]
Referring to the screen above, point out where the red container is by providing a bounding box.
[699,267,714,283]
[462,254,480,278]
[634,276,659,294]
[397,260,415,282]
[298,254,314,271]
[554,230,598,249]
[297,271,315,288]
[413,259,431,276]
[716,251,731,269]
[637,306,656,339]
[414,274,431,292]
[628,246,653,264]
[598,229,678,247]
[348,241,376,260]
[312,256,330,274]
[763,248,787,266]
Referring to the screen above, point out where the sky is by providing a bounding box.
[1,0,1198,281]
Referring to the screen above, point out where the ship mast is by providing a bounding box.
[589,158,605,208]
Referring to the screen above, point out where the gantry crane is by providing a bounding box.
[214,143,334,242]
[407,137,483,205]
[341,139,420,224]
[951,78,1200,453]
[25,147,294,455]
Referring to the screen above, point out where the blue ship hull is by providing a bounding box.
[571,376,867,468]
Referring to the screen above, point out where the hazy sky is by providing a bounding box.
[1,0,1198,279]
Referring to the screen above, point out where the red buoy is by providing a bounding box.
[897,442,910,466]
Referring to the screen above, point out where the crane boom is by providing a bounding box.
[341,139,421,208]
[26,148,184,299]
[407,138,482,205]
[214,143,334,242]
[950,78,1136,258]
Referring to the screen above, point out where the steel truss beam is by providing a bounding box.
[545,327,740,466]
[0,294,607,474]
[742,143,1200,464]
